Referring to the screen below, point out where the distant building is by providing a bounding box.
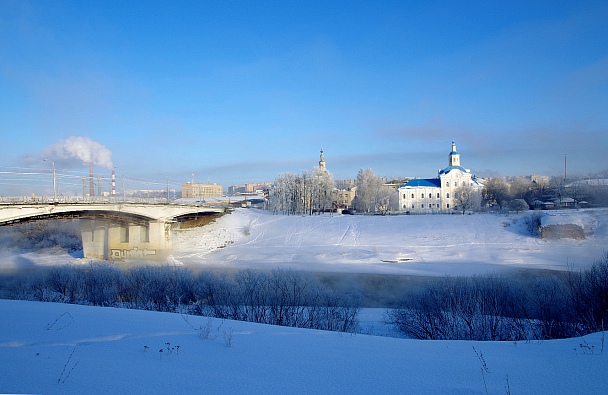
[229,182,271,195]
[333,186,357,210]
[530,174,550,186]
[335,179,357,190]
[181,183,223,199]
[398,142,483,211]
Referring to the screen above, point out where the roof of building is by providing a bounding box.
[400,178,441,188]
[439,165,470,175]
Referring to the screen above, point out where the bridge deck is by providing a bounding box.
[0,202,228,226]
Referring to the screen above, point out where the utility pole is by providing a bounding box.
[564,154,567,182]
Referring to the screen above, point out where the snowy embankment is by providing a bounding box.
[1,299,607,395]
[1,212,608,393]
[0,208,606,276]
[539,211,596,240]
[171,208,608,275]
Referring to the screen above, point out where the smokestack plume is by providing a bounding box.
[89,163,94,197]
[38,136,114,169]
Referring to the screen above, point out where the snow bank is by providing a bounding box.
[171,208,608,275]
[1,208,607,275]
[1,299,606,395]
[540,211,597,240]
[541,212,594,229]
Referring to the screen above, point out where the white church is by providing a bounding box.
[398,142,483,212]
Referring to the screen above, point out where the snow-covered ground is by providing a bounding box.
[2,209,608,393]
[169,208,608,276]
[1,299,607,395]
[1,208,606,276]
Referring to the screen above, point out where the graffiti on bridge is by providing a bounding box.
[110,247,157,259]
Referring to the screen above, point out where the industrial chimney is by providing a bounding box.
[112,169,116,196]
[89,163,95,197]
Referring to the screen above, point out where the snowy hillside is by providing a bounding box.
[1,208,607,276]
[171,208,608,275]
[2,211,608,394]
[1,299,607,395]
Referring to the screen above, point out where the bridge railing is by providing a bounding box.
[0,196,228,208]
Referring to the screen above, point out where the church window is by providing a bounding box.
[421,193,424,198]
[437,193,440,198]
[412,204,414,209]
[421,204,424,208]
[446,182,449,187]
[447,193,450,199]
[411,193,414,198]
[447,203,450,209]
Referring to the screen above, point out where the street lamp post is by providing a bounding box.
[43,159,56,202]
[158,174,170,202]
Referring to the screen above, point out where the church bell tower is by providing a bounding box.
[448,141,460,167]
[319,148,326,170]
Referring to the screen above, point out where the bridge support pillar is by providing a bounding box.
[80,220,108,260]
[81,219,173,261]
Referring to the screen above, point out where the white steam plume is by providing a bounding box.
[41,136,114,169]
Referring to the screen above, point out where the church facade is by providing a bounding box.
[398,142,483,212]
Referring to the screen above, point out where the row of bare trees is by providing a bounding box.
[4,265,361,333]
[351,169,398,213]
[483,175,608,210]
[268,168,335,215]
[267,167,401,215]
[386,253,608,341]
[195,268,360,332]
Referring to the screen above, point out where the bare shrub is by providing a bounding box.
[6,265,360,333]
[386,275,519,341]
[524,212,542,236]
[566,252,608,334]
[11,220,82,252]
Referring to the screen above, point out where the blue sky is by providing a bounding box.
[1,0,607,196]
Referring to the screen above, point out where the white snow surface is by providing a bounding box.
[169,208,608,275]
[540,211,595,229]
[1,208,607,275]
[2,209,608,393]
[1,299,607,395]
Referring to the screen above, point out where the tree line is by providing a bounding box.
[267,167,399,215]
[4,265,361,333]
[386,253,608,341]
[268,168,335,215]
[267,163,608,215]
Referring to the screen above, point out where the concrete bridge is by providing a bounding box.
[0,202,229,260]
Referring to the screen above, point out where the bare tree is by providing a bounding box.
[454,184,482,214]
[508,198,529,213]
[309,167,335,214]
[352,169,392,213]
[482,178,510,210]
[509,177,532,200]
